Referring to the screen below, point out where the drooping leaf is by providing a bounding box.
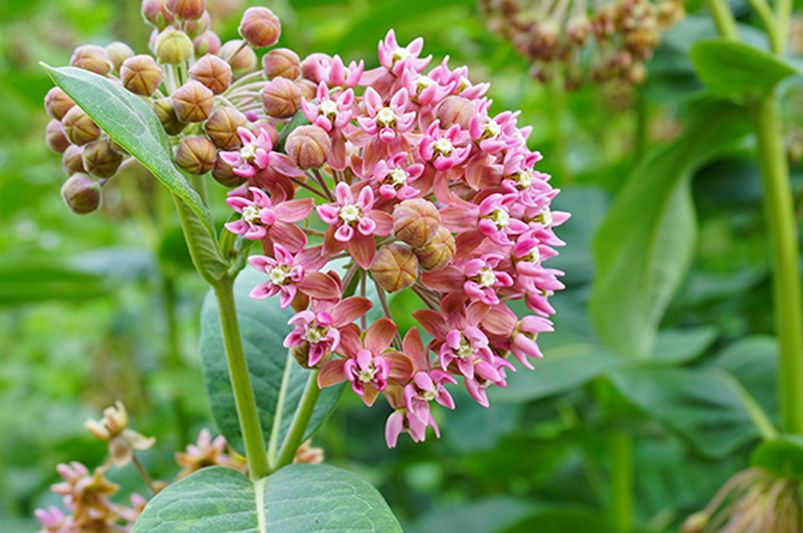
[590,102,749,358]
[132,465,402,532]
[200,268,343,454]
[713,336,779,423]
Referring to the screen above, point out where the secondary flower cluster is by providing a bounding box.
[480,0,684,88]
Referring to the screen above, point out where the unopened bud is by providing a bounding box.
[238,7,281,48]
[105,42,135,73]
[295,79,317,100]
[414,225,455,271]
[205,106,247,149]
[121,55,164,96]
[141,0,175,29]
[212,155,246,187]
[61,173,102,215]
[261,77,301,119]
[62,145,85,175]
[175,136,216,174]
[293,440,324,464]
[220,40,258,77]
[291,342,315,369]
[70,45,112,76]
[190,54,232,94]
[166,0,205,20]
[185,11,211,38]
[682,512,708,533]
[46,120,70,153]
[285,125,331,170]
[263,48,300,80]
[83,138,124,178]
[155,28,194,64]
[62,106,101,146]
[194,30,221,56]
[153,97,186,135]
[171,80,214,122]
[392,199,441,248]
[371,244,419,292]
[44,87,75,120]
[435,96,476,129]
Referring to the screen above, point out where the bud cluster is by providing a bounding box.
[480,0,684,88]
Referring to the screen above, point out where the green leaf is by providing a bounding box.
[411,497,534,533]
[0,261,107,306]
[752,436,803,480]
[590,102,749,358]
[132,465,402,532]
[713,336,778,422]
[690,39,801,97]
[501,506,611,533]
[200,268,343,454]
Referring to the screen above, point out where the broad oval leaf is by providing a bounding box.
[132,464,402,532]
[690,39,801,98]
[200,268,343,454]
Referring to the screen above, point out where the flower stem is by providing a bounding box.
[212,277,270,479]
[607,432,633,533]
[705,0,738,40]
[274,369,321,471]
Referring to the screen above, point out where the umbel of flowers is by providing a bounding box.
[43,0,568,449]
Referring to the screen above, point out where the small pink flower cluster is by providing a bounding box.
[225,29,568,448]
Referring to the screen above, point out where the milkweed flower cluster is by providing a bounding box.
[480,0,684,88]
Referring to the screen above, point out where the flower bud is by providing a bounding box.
[83,138,124,178]
[194,30,221,55]
[263,48,300,80]
[141,0,174,29]
[61,173,102,214]
[70,45,112,76]
[121,55,164,96]
[185,11,211,38]
[155,28,194,64]
[291,342,315,369]
[104,43,134,75]
[153,97,186,135]
[261,77,301,119]
[238,7,281,48]
[166,0,205,20]
[46,120,70,153]
[212,155,246,187]
[175,136,216,174]
[220,40,257,77]
[62,145,85,175]
[371,244,419,292]
[392,199,441,248]
[296,79,317,100]
[414,225,455,271]
[285,125,331,170]
[189,54,232,94]
[435,95,477,129]
[44,87,75,120]
[204,106,246,149]
[171,80,214,123]
[61,106,101,146]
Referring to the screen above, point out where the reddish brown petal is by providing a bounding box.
[453,230,486,260]
[385,351,415,382]
[482,303,517,336]
[347,232,376,269]
[420,266,463,292]
[268,221,307,253]
[364,317,397,354]
[317,358,346,388]
[361,384,379,407]
[402,328,429,371]
[331,296,373,328]
[439,205,479,232]
[368,210,394,236]
[336,323,362,358]
[298,271,341,300]
[412,309,449,340]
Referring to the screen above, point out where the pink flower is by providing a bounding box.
[301,82,355,132]
[357,87,416,143]
[461,254,514,305]
[419,121,472,171]
[464,356,515,407]
[376,30,431,76]
[510,315,554,369]
[220,127,301,179]
[224,186,313,251]
[372,152,424,200]
[248,244,306,308]
[35,506,69,533]
[400,329,456,427]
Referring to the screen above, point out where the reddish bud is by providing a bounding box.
[295,79,317,100]
[263,48,300,80]
[166,0,205,20]
[435,95,477,129]
[185,11,211,38]
[105,42,135,73]
[61,173,102,215]
[414,225,455,271]
[153,97,186,135]
[70,45,112,76]
[220,40,258,77]
[46,120,70,153]
[141,0,174,29]
[238,7,281,48]
[194,30,221,56]
[190,54,232,94]
[212,155,246,187]
[261,77,301,119]
[371,244,420,292]
[62,106,101,146]
[392,199,441,248]
[204,107,247,150]
[285,125,331,170]
[121,55,164,96]
[175,136,216,174]
[83,138,124,178]
[155,28,194,64]
[62,145,86,175]
[171,80,214,123]
[44,87,75,120]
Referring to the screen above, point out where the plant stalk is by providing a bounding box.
[608,432,634,533]
[705,0,738,40]
[274,369,321,471]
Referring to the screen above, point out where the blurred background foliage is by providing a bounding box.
[2,0,803,531]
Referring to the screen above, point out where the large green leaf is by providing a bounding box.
[132,465,402,532]
[690,39,801,98]
[0,261,107,306]
[590,102,749,358]
[200,268,343,454]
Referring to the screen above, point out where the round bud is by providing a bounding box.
[295,79,317,100]
[220,40,258,78]
[253,121,280,146]
[212,155,246,187]
[83,138,124,178]
[62,145,86,175]
[435,96,477,130]
[62,106,101,146]
[46,120,70,153]
[153,97,186,135]
[194,30,221,56]
[105,42,135,73]
[155,28,194,64]
[121,55,164,96]
[166,0,205,20]
[263,48,300,80]
[171,80,214,123]
[414,225,455,271]
[204,107,246,150]
[185,11,211,38]
[61,173,102,215]
[392,199,441,248]
[141,0,174,29]
[238,7,281,48]
[285,125,331,170]
[189,54,232,94]
[371,244,420,293]
[44,87,75,120]
[175,136,216,174]
[70,45,111,76]
[261,77,301,119]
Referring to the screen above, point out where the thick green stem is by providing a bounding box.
[751,94,803,434]
[274,370,320,471]
[213,277,270,479]
[706,0,739,40]
[607,432,634,533]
